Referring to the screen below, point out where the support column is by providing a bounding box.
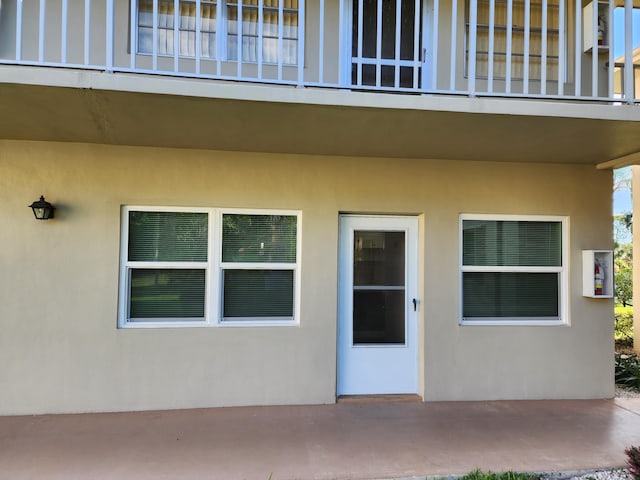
[632,166,640,353]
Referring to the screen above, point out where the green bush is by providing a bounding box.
[458,470,539,480]
[615,354,640,390]
[615,306,634,346]
[626,445,640,480]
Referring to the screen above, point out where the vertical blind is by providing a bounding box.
[138,0,298,64]
[227,0,299,64]
[467,0,561,81]
[138,0,217,58]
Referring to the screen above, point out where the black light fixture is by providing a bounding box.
[29,195,55,220]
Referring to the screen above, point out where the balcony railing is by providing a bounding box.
[0,0,638,102]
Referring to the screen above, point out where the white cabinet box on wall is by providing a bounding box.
[582,250,613,298]
[583,1,609,53]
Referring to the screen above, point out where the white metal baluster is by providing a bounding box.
[174,0,179,72]
[540,0,548,95]
[468,0,477,94]
[505,0,512,93]
[196,0,201,74]
[376,0,382,87]
[449,0,457,89]
[415,0,422,89]
[591,0,598,97]
[16,0,23,61]
[130,0,137,68]
[607,0,613,99]
[278,0,284,80]
[238,0,244,77]
[61,0,68,63]
[395,0,402,88]
[319,0,325,83]
[487,0,495,92]
[106,0,114,71]
[297,0,305,85]
[430,0,439,90]
[216,0,222,76]
[258,0,264,79]
[357,0,364,85]
[152,0,158,70]
[574,0,581,96]
[39,0,46,63]
[558,0,565,95]
[624,0,633,102]
[85,0,92,65]
[523,0,530,93]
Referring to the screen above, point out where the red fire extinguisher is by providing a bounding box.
[594,259,604,295]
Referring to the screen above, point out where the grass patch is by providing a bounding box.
[458,469,540,480]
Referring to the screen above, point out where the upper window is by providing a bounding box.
[119,207,300,327]
[465,0,561,81]
[460,214,568,326]
[137,0,299,65]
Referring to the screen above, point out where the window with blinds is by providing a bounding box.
[137,0,298,65]
[465,0,561,81]
[119,207,300,327]
[221,213,298,321]
[460,215,568,325]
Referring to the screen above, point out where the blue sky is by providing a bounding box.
[614,187,632,214]
[613,8,640,58]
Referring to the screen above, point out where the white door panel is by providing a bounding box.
[337,215,419,395]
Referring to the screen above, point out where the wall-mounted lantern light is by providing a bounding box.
[29,196,55,220]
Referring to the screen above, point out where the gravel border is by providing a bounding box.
[616,386,640,399]
[388,467,634,480]
[540,468,633,480]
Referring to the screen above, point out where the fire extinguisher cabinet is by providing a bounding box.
[582,250,613,298]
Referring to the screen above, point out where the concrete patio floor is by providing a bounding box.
[1,398,640,480]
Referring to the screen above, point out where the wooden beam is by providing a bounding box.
[596,151,640,170]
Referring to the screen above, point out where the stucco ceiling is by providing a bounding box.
[2,76,640,166]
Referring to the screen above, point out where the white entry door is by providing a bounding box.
[337,215,419,395]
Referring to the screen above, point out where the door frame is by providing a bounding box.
[337,214,420,396]
[338,0,435,89]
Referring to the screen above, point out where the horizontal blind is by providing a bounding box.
[222,214,297,263]
[463,220,561,267]
[463,271,559,318]
[128,211,208,262]
[223,269,294,317]
[129,268,206,319]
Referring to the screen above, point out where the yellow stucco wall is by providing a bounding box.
[0,139,614,415]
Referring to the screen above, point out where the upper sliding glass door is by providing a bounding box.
[349,0,429,89]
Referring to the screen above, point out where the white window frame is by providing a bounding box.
[134,0,300,65]
[463,0,568,82]
[459,213,569,326]
[118,206,301,328]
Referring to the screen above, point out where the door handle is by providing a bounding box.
[412,298,418,312]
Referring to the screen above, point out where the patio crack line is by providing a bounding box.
[614,404,640,417]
